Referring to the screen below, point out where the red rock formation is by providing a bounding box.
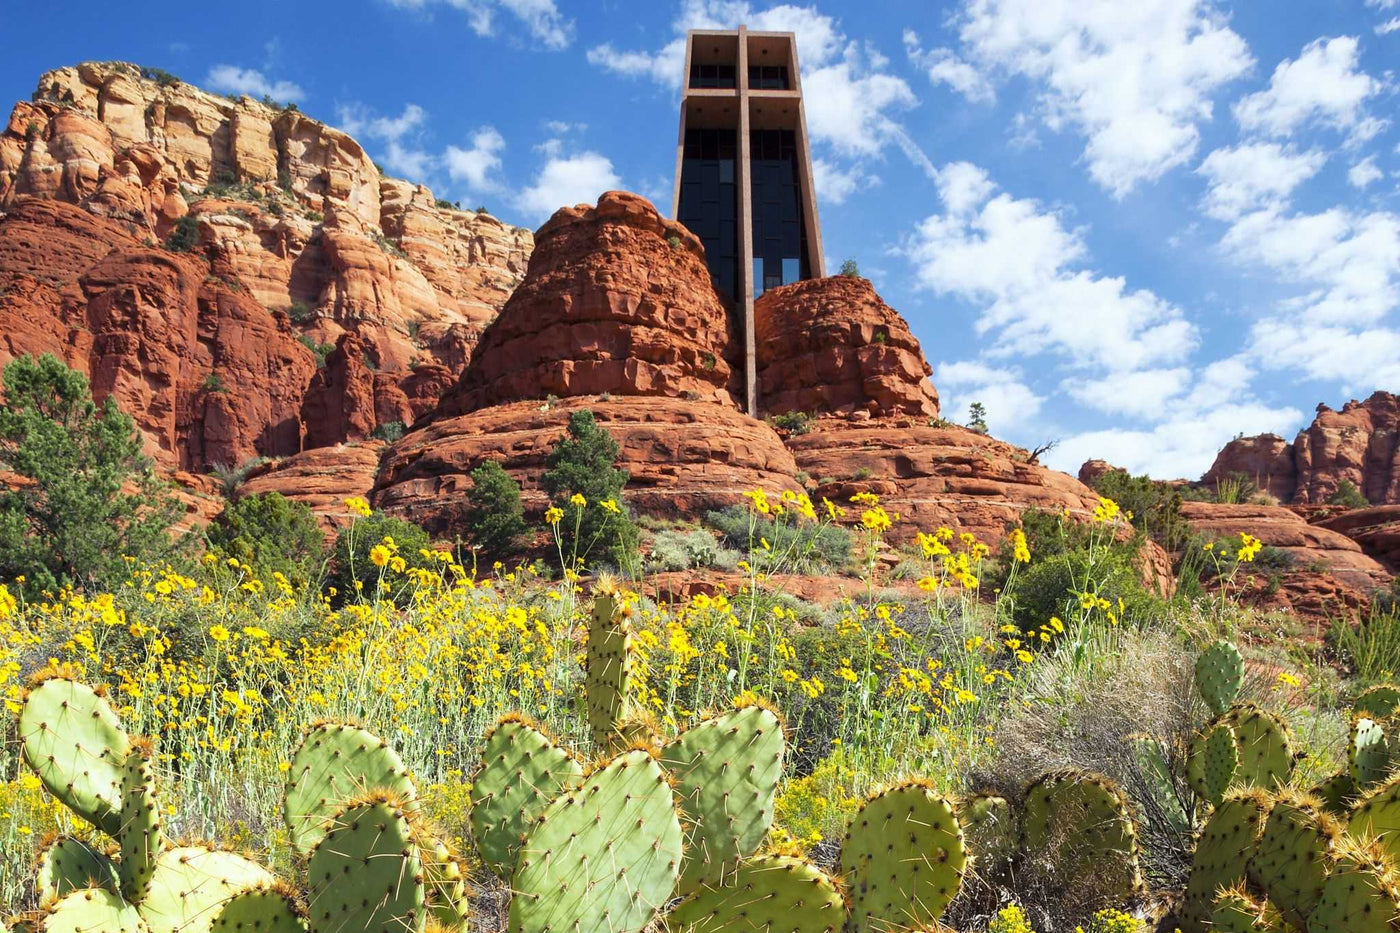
[1314,505,1400,573]
[374,397,800,533]
[1077,459,1120,487]
[786,416,1100,546]
[436,192,736,416]
[239,443,385,537]
[754,275,938,418]
[1204,434,1297,502]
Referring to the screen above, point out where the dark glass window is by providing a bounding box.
[749,129,809,297]
[678,127,739,300]
[689,63,737,89]
[747,65,790,90]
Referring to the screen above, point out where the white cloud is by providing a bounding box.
[514,152,622,219]
[1196,143,1327,221]
[902,162,1196,371]
[1064,368,1192,420]
[1349,156,1384,188]
[385,0,572,48]
[1233,36,1386,142]
[1249,320,1400,388]
[1367,0,1397,10]
[205,65,304,102]
[587,39,688,86]
[942,0,1254,196]
[812,159,877,204]
[903,30,995,104]
[336,103,435,180]
[802,44,919,159]
[1378,17,1400,35]
[935,360,1043,431]
[444,127,507,192]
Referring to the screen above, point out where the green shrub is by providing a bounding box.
[286,300,314,324]
[139,65,180,87]
[328,512,433,605]
[1213,471,1257,504]
[370,420,405,442]
[206,492,326,586]
[162,214,199,252]
[1326,478,1369,508]
[1005,544,1157,634]
[967,401,988,434]
[297,335,334,367]
[768,411,812,435]
[464,461,528,558]
[542,409,639,568]
[0,354,182,597]
[202,372,227,393]
[644,526,739,573]
[839,258,859,277]
[1089,469,1190,549]
[705,505,852,574]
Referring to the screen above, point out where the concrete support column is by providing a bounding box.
[736,25,757,416]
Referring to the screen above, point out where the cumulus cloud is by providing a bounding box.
[937,0,1254,196]
[514,151,622,219]
[935,361,1043,432]
[385,0,573,49]
[336,103,436,180]
[205,65,304,102]
[903,30,995,104]
[1232,36,1387,143]
[1348,156,1384,188]
[812,159,876,204]
[1196,143,1327,221]
[902,162,1196,372]
[444,127,507,192]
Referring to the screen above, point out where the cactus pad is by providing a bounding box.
[1195,639,1244,716]
[33,836,117,902]
[1247,792,1338,927]
[1310,837,1400,933]
[307,795,426,933]
[1208,884,1275,933]
[420,835,470,928]
[1311,769,1357,818]
[1188,703,1292,799]
[1349,772,1400,863]
[1202,722,1240,806]
[1178,789,1272,933]
[139,845,275,933]
[585,593,641,751]
[665,854,846,933]
[284,722,418,857]
[1350,715,1395,790]
[1020,770,1142,913]
[661,705,785,892]
[39,888,144,933]
[210,884,307,932]
[1357,684,1400,719]
[839,781,967,931]
[510,749,683,933]
[19,676,130,836]
[117,741,163,903]
[958,793,1017,872]
[468,715,582,877]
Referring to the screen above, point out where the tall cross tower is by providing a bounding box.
[671,26,826,416]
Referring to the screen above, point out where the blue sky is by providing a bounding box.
[3,0,1399,479]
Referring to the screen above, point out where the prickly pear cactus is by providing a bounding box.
[284,721,418,857]
[1356,684,1400,719]
[307,795,426,933]
[1311,769,1357,818]
[139,845,275,933]
[958,792,1017,872]
[1209,884,1279,933]
[1349,772,1400,863]
[585,592,641,751]
[468,714,582,877]
[661,704,785,892]
[664,854,847,932]
[1021,770,1142,907]
[1188,703,1293,799]
[210,884,308,932]
[1310,837,1400,933]
[1350,715,1394,790]
[33,836,118,901]
[18,674,131,836]
[839,780,967,931]
[419,835,470,928]
[1179,789,1273,933]
[1195,639,1244,716]
[510,749,683,933]
[117,739,163,903]
[39,888,144,933]
[1202,722,1240,806]
[1247,791,1339,928]
[1128,734,1189,833]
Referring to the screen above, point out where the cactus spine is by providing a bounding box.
[1179,788,1272,933]
[1020,770,1142,905]
[38,888,145,933]
[210,884,308,932]
[1247,791,1339,928]
[1310,836,1400,933]
[33,837,117,902]
[116,739,163,903]
[138,846,275,933]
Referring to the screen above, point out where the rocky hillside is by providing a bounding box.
[0,61,532,470]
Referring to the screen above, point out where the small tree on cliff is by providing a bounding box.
[543,409,639,570]
[967,401,989,434]
[465,460,529,558]
[0,354,182,596]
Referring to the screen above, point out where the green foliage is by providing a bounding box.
[542,409,639,567]
[1003,543,1156,634]
[968,401,988,433]
[1327,478,1370,508]
[328,511,433,604]
[0,354,181,596]
[839,257,860,276]
[1330,609,1400,685]
[139,66,179,87]
[206,492,326,586]
[768,410,812,435]
[434,198,454,209]
[706,505,853,573]
[285,300,314,324]
[162,214,198,252]
[464,460,528,558]
[644,526,739,572]
[296,334,333,367]
[370,420,404,442]
[1212,471,1257,505]
[201,372,227,393]
[1089,469,1191,548]
[307,799,425,933]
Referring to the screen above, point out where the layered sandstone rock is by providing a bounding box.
[1314,505,1400,573]
[1204,434,1297,502]
[754,275,938,418]
[1077,459,1120,487]
[437,192,736,416]
[786,417,1100,545]
[240,443,385,536]
[374,397,800,533]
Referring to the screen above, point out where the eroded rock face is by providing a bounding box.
[1314,505,1400,574]
[1204,434,1297,502]
[239,443,385,537]
[754,275,938,419]
[436,191,736,416]
[786,416,1100,545]
[374,397,800,533]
